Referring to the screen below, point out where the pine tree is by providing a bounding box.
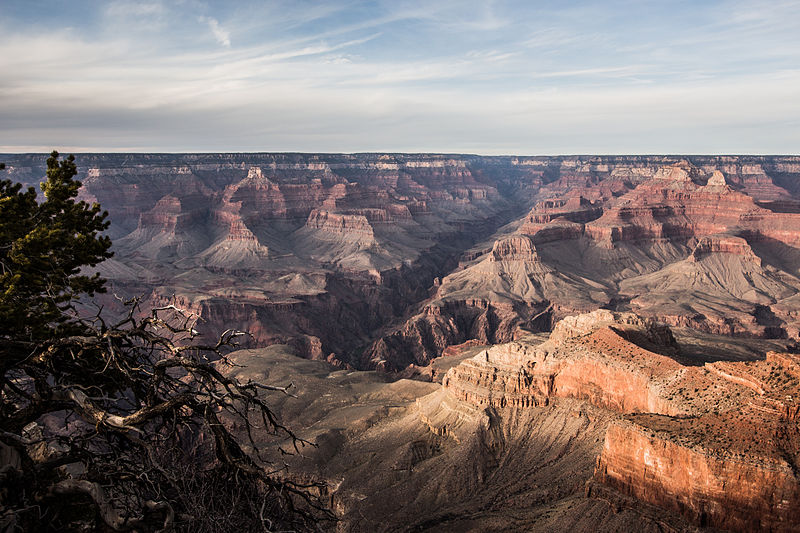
[0,151,112,344]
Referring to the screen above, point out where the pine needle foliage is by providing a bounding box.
[0,151,112,343]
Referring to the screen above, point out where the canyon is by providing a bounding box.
[4,152,800,531]
[225,311,798,532]
[6,154,800,370]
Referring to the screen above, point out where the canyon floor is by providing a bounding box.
[5,153,800,530]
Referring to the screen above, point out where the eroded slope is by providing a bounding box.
[369,159,800,370]
[223,311,798,531]
[437,310,800,531]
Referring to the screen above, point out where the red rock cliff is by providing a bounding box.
[439,311,800,531]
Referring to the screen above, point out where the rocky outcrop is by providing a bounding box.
[442,311,682,414]
[585,164,800,249]
[489,235,538,262]
[366,299,551,370]
[523,196,603,226]
[706,169,727,187]
[596,421,800,532]
[585,176,754,246]
[232,345,682,533]
[547,310,676,347]
[517,196,602,241]
[435,310,800,531]
[305,209,375,238]
[689,234,760,263]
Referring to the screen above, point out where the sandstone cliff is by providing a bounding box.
[432,310,800,531]
[223,343,703,533]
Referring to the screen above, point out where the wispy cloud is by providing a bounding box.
[464,49,518,63]
[0,0,798,154]
[200,16,231,47]
[531,65,647,79]
[105,0,165,18]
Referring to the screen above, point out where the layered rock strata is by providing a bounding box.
[371,159,800,368]
[435,310,800,531]
[6,153,800,370]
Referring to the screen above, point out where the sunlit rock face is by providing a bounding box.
[595,349,800,532]
[436,311,800,531]
[441,310,684,415]
[245,310,797,531]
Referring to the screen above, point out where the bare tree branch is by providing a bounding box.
[1,297,334,532]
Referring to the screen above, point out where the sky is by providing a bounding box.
[1,0,799,154]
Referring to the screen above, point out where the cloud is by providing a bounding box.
[1,0,799,154]
[105,1,165,18]
[198,16,231,47]
[324,55,354,64]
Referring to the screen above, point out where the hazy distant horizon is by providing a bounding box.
[3,151,798,158]
[2,1,799,154]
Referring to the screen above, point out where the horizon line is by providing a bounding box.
[2,151,799,158]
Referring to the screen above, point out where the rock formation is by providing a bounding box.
[224,311,798,531]
[6,152,800,530]
[222,343,698,532]
[6,153,800,371]
[432,310,800,531]
[370,159,800,368]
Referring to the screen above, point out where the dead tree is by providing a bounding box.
[0,297,334,532]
